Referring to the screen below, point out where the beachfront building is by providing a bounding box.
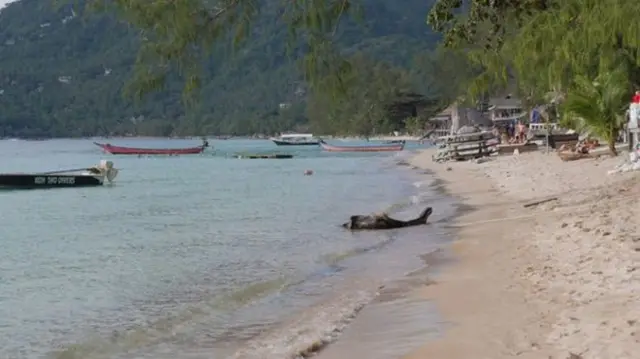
[427,106,453,137]
[488,95,527,124]
[427,103,490,136]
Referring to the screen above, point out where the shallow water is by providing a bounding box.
[0,138,454,359]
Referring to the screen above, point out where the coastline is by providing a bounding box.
[2,135,424,142]
[310,151,459,359]
[401,149,639,358]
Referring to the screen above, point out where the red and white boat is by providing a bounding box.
[318,140,405,152]
[94,140,209,155]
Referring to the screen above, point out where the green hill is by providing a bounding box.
[0,0,443,137]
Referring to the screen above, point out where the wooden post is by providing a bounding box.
[629,103,639,151]
[546,123,550,154]
[545,103,555,154]
[450,103,460,135]
[631,129,639,151]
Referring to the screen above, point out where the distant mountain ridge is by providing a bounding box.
[0,0,441,137]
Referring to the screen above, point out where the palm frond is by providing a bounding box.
[562,63,629,143]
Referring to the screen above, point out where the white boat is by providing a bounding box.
[270,133,320,146]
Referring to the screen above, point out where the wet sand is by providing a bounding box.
[401,149,640,359]
[316,148,639,359]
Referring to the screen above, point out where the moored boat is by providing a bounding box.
[318,140,405,152]
[234,153,294,159]
[0,160,119,190]
[384,140,406,144]
[271,133,320,146]
[94,139,210,155]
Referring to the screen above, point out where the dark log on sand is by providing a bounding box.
[342,207,433,230]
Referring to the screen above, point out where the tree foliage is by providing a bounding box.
[403,117,423,135]
[83,0,395,99]
[428,0,640,100]
[306,47,478,136]
[0,0,455,137]
[426,0,551,49]
[561,62,630,155]
[412,45,480,103]
[306,53,416,135]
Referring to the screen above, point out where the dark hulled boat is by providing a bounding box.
[0,161,119,190]
[0,174,103,189]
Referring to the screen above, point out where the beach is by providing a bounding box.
[394,149,640,359]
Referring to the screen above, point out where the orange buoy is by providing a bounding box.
[304,169,314,176]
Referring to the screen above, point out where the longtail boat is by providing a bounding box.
[0,160,119,190]
[94,140,209,155]
[318,140,405,152]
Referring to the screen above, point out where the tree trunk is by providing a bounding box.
[608,124,619,156]
[608,131,618,156]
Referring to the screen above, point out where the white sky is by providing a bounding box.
[0,0,15,9]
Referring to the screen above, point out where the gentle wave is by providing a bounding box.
[50,278,290,359]
[231,284,381,359]
[320,236,398,267]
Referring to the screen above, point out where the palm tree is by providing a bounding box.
[560,64,630,156]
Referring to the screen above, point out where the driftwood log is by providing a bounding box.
[523,197,558,208]
[342,207,433,230]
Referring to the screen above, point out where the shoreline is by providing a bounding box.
[228,152,455,359]
[1,135,424,141]
[312,151,459,359]
[400,149,639,359]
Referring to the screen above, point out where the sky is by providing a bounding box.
[0,0,14,9]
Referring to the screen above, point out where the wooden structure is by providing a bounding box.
[427,104,489,138]
[432,131,497,162]
[547,133,579,149]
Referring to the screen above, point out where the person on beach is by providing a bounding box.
[516,121,526,143]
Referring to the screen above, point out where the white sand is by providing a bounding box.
[402,150,640,359]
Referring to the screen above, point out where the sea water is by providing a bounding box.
[0,138,456,359]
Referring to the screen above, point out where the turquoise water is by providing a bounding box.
[0,138,454,359]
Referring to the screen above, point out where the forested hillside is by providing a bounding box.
[0,0,457,137]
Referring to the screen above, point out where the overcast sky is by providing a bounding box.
[0,0,14,9]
